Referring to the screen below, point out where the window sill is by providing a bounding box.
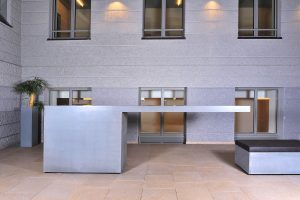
[47,38,91,41]
[238,37,282,39]
[142,36,186,40]
[0,15,12,28]
[235,133,278,140]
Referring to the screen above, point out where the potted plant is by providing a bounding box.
[14,77,48,147]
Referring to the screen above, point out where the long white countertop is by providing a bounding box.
[45,105,250,113]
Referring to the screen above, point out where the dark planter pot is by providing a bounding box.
[21,107,39,147]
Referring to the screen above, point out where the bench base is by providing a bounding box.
[235,145,300,174]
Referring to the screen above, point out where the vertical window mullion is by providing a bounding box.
[161,88,164,136]
[274,0,277,37]
[53,0,57,38]
[254,0,258,37]
[69,89,73,105]
[254,89,258,134]
[71,0,75,38]
[161,0,166,37]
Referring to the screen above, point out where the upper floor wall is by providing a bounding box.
[0,0,22,149]
[21,0,300,88]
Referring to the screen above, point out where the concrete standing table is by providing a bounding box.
[44,106,249,173]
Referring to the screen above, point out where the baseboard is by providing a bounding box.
[127,141,139,144]
[186,141,235,145]
[127,141,235,145]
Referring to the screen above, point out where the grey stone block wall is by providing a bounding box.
[186,88,235,143]
[282,88,300,140]
[20,0,300,88]
[92,88,139,143]
[0,1,22,149]
[0,0,295,145]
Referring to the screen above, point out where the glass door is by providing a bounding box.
[139,88,186,143]
[140,89,162,134]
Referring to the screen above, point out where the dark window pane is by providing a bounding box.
[54,0,71,38]
[166,0,183,36]
[72,90,92,106]
[144,0,161,33]
[258,0,276,36]
[165,30,184,37]
[75,0,91,38]
[144,31,161,37]
[0,0,7,19]
[239,0,254,36]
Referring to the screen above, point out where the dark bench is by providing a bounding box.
[235,140,300,174]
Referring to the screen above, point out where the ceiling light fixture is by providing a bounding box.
[176,0,182,6]
[76,0,84,7]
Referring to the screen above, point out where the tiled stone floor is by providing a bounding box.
[0,144,300,200]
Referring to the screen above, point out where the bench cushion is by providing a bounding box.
[235,140,300,152]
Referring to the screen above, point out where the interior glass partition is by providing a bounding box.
[256,89,277,133]
[139,88,186,143]
[72,90,92,106]
[235,90,255,133]
[235,88,278,135]
[163,89,185,133]
[50,88,92,106]
[50,90,70,105]
[140,89,162,133]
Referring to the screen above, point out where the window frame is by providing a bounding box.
[238,0,281,39]
[0,0,12,27]
[138,87,187,143]
[49,87,92,106]
[235,87,278,137]
[142,0,185,39]
[49,0,91,40]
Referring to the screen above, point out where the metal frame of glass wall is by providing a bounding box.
[49,87,92,106]
[139,87,186,143]
[238,0,279,38]
[143,0,185,38]
[235,88,278,139]
[50,0,91,39]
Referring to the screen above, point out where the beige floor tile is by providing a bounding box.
[144,175,174,189]
[205,180,242,193]
[172,165,198,173]
[1,144,300,200]
[175,182,213,200]
[81,174,117,187]
[32,182,78,200]
[211,191,251,200]
[5,177,52,198]
[106,188,142,200]
[0,193,32,200]
[241,185,300,200]
[141,188,177,200]
[147,163,173,175]
[110,180,144,190]
[69,186,108,200]
[0,175,22,193]
[173,171,202,182]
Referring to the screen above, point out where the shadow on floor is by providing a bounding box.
[212,150,243,172]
